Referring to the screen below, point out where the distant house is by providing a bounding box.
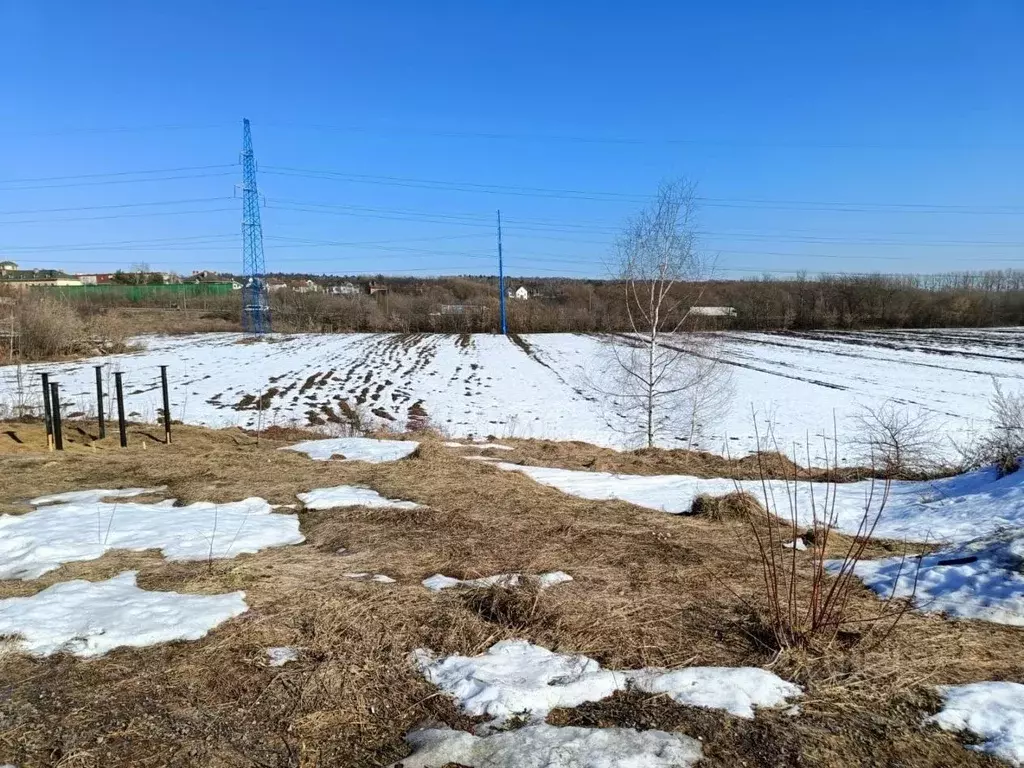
[76,273,116,285]
[508,286,529,300]
[266,279,288,292]
[367,281,388,295]
[189,270,241,290]
[0,265,82,288]
[689,306,737,318]
[330,281,359,296]
[291,279,322,294]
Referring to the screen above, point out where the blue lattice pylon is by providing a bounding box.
[240,118,271,334]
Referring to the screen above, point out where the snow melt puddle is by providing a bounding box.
[297,486,420,510]
[414,640,800,729]
[281,437,418,463]
[843,530,1024,626]
[0,489,304,580]
[422,571,572,591]
[0,571,246,657]
[267,646,299,666]
[389,724,702,768]
[497,462,1024,543]
[928,682,1024,766]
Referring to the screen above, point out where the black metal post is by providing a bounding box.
[114,372,127,448]
[49,381,63,451]
[94,365,106,439]
[40,372,53,449]
[159,365,171,444]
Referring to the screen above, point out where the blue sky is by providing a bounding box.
[1,1,1022,279]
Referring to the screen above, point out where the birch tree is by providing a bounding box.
[600,179,732,448]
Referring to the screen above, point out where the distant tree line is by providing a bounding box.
[43,269,1024,335]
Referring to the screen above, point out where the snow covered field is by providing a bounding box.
[2,328,1021,463]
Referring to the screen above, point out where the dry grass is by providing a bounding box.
[0,421,1019,767]
[487,438,905,481]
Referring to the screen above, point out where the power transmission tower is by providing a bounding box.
[497,210,507,335]
[240,118,271,334]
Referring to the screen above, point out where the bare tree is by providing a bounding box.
[850,400,938,477]
[129,262,151,285]
[597,179,732,448]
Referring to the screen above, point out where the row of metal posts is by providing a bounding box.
[39,365,172,451]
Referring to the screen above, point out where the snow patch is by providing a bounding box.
[267,646,298,666]
[389,724,703,768]
[0,571,246,657]
[422,571,572,591]
[497,462,1024,543]
[0,491,304,580]
[297,486,420,510]
[783,538,807,551]
[282,437,418,463]
[344,573,397,583]
[928,682,1024,766]
[844,531,1024,625]
[414,640,800,728]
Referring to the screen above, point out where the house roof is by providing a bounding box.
[0,268,75,281]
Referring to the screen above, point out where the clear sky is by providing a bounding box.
[1,1,1022,280]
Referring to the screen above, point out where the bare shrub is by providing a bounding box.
[956,379,1024,476]
[15,294,86,360]
[740,425,915,653]
[850,400,938,478]
[85,312,134,353]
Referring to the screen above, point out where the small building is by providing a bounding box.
[508,286,529,300]
[0,267,83,288]
[266,279,288,292]
[75,273,116,285]
[330,281,359,296]
[689,306,737,318]
[0,260,18,274]
[291,279,322,294]
[367,281,388,295]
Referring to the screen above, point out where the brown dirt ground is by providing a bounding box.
[0,420,1018,767]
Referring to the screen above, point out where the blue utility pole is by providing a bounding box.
[240,118,271,334]
[497,210,507,335]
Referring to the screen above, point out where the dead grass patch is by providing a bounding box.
[0,420,1018,767]
[492,438,951,481]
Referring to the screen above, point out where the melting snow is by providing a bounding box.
[389,724,702,768]
[0,489,304,580]
[281,437,418,462]
[297,485,420,510]
[344,572,397,583]
[845,531,1024,625]
[266,646,299,666]
[783,538,807,551]
[0,571,246,657]
[414,640,800,728]
[928,682,1024,766]
[497,462,1024,543]
[422,571,573,591]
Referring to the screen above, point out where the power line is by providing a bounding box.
[0,171,236,192]
[259,121,1023,151]
[261,165,1024,214]
[0,164,236,186]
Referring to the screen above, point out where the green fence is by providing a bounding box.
[49,282,237,302]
